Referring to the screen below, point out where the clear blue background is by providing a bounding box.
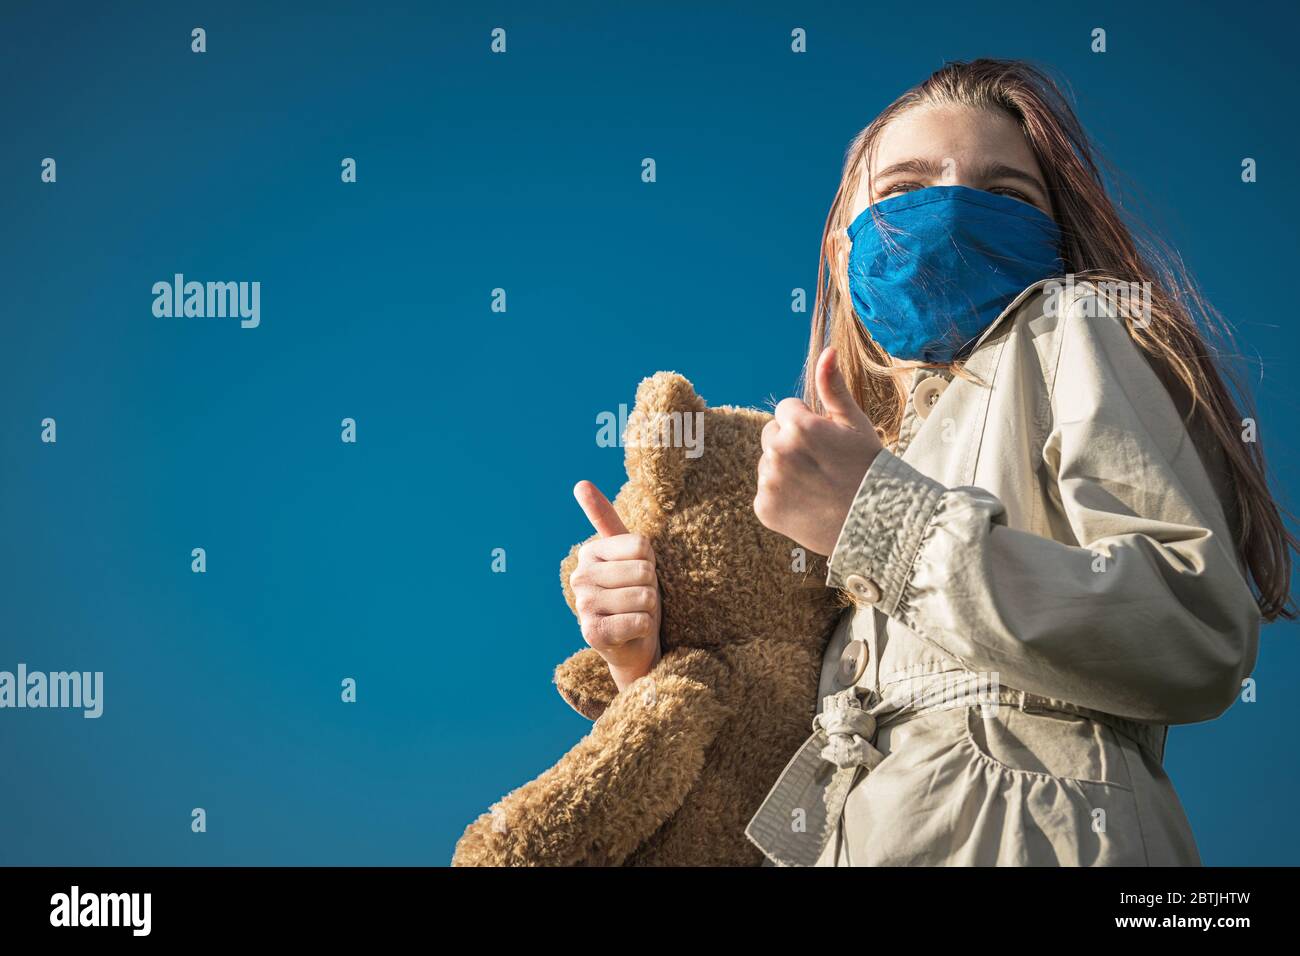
[1,0,1295,865]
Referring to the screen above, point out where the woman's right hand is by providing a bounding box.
[570,481,662,693]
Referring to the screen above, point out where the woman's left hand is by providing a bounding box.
[754,347,885,557]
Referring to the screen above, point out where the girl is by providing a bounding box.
[570,59,1292,865]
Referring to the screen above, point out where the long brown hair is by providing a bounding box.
[803,58,1295,620]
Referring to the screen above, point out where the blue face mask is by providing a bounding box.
[847,184,1064,363]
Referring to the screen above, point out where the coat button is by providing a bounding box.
[837,638,870,685]
[911,376,948,420]
[844,573,881,604]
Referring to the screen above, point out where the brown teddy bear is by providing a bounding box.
[451,372,846,866]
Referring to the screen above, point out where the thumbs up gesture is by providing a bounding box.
[754,347,885,557]
[569,481,663,692]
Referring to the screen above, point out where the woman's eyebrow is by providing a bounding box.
[973,160,1047,194]
[872,157,947,181]
[873,158,1046,190]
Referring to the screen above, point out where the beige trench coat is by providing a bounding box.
[746,277,1261,866]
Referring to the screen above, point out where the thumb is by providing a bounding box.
[574,480,629,538]
[816,347,873,431]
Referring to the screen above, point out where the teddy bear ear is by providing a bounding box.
[625,372,708,512]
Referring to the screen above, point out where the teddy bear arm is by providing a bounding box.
[552,646,620,719]
[452,650,731,866]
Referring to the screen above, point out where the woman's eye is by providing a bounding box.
[989,186,1032,203]
[877,181,922,198]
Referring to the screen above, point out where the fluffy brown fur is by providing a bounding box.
[451,372,846,866]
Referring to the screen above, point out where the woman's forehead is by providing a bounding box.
[870,103,1035,173]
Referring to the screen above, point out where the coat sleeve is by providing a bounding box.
[826,301,1261,724]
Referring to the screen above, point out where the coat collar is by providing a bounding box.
[966,276,1062,355]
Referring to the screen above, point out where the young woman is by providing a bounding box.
[570,59,1292,866]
